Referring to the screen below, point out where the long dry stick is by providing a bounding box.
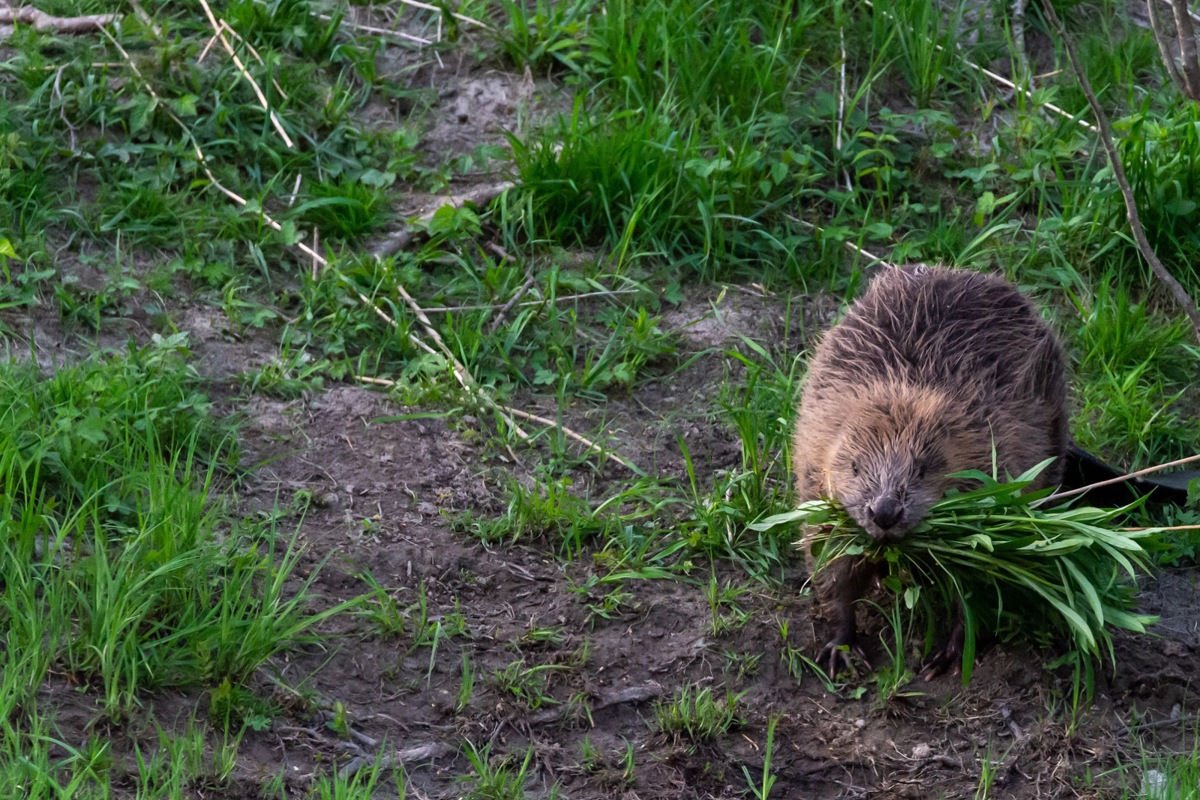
[1041,0,1200,338]
[0,5,118,34]
[196,0,294,149]
[420,288,639,314]
[397,0,491,30]
[862,0,1096,132]
[101,26,543,448]
[356,376,640,474]
[1041,452,1200,504]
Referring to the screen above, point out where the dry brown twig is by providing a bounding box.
[489,268,536,333]
[861,0,1096,132]
[1041,0,1200,338]
[102,10,640,474]
[1040,452,1200,504]
[355,376,640,474]
[0,5,118,35]
[196,0,294,149]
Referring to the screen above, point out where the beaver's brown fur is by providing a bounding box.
[792,264,1070,676]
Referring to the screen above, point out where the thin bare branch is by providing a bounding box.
[0,5,118,35]
[357,376,641,474]
[1041,452,1200,504]
[1041,0,1200,338]
[489,268,536,333]
[397,0,491,30]
[196,0,294,149]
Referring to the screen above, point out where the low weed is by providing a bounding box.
[457,740,534,800]
[870,600,921,709]
[705,573,752,636]
[457,650,477,713]
[307,746,397,800]
[742,714,781,800]
[878,0,966,108]
[455,474,607,548]
[654,684,745,743]
[494,0,594,74]
[491,658,568,711]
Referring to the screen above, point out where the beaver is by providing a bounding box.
[792,264,1070,678]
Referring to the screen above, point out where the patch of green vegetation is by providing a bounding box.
[654,684,745,743]
[1069,276,1200,468]
[490,658,568,711]
[0,342,358,791]
[457,740,535,800]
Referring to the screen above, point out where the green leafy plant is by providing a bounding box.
[654,684,744,742]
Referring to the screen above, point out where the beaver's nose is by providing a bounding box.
[868,498,903,530]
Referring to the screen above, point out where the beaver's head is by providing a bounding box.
[825,384,983,542]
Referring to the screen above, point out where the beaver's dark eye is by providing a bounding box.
[916,463,927,480]
[851,461,860,477]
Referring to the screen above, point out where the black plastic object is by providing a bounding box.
[1061,444,1198,507]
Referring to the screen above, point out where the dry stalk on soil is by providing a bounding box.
[1040,452,1200,504]
[862,0,1096,132]
[356,375,640,474]
[489,267,535,332]
[196,0,294,149]
[0,4,118,36]
[103,16,639,474]
[1041,0,1200,339]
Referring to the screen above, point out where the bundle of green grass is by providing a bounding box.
[753,462,1163,679]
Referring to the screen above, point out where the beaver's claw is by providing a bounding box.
[817,638,871,679]
[920,620,966,682]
